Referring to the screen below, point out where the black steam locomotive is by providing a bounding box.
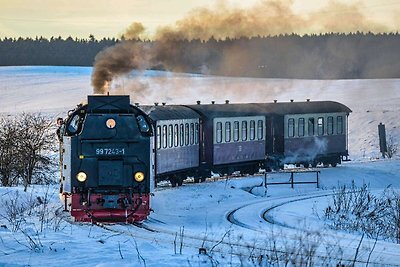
[59,95,351,222]
[59,96,153,222]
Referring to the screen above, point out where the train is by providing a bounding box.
[58,95,351,223]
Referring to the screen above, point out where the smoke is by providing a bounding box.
[91,0,390,94]
[91,41,155,94]
[283,136,328,164]
[123,22,147,40]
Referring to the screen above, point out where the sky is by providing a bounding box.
[0,0,399,39]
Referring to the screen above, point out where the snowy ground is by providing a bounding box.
[0,66,400,266]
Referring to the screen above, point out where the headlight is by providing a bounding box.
[106,118,116,129]
[134,172,145,182]
[76,171,87,182]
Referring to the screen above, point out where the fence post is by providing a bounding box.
[264,172,267,196]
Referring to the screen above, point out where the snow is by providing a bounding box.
[0,66,400,266]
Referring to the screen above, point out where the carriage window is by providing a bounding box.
[180,124,184,146]
[250,120,255,140]
[190,123,194,145]
[298,118,305,137]
[195,123,199,144]
[257,120,263,140]
[327,116,334,135]
[162,125,167,148]
[308,118,315,136]
[225,122,231,142]
[233,121,239,142]
[168,125,173,148]
[318,117,324,136]
[216,122,222,143]
[288,118,295,137]
[242,121,248,141]
[174,124,179,147]
[337,116,343,134]
[185,123,189,146]
[156,126,161,149]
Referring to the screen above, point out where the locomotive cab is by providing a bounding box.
[60,95,153,223]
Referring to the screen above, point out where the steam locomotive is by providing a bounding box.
[59,95,351,223]
[59,96,153,222]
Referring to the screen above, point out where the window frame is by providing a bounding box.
[308,117,315,136]
[317,117,324,136]
[174,124,179,147]
[179,124,184,146]
[190,123,194,145]
[195,122,199,144]
[162,125,167,148]
[242,121,248,141]
[185,123,189,146]
[327,116,334,135]
[250,120,255,140]
[233,121,240,142]
[257,120,264,140]
[288,118,295,138]
[225,121,231,142]
[168,125,173,148]
[337,116,343,134]
[298,118,305,137]
[216,122,222,143]
[156,125,161,149]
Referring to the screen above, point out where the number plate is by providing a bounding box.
[95,148,125,155]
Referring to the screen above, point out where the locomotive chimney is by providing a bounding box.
[162,102,166,106]
[154,102,159,106]
[225,100,229,104]
[196,100,201,105]
[290,99,294,102]
[307,99,310,102]
[211,101,215,104]
[274,100,277,103]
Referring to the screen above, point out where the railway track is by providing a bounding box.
[226,190,400,266]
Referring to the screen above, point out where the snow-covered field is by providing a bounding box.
[0,66,400,266]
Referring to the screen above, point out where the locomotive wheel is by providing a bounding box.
[169,177,177,187]
[303,163,310,168]
[331,163,337,167]
[311,162,317,168]
[177,178,183,186]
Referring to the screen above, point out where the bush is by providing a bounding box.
[324,183,400,243]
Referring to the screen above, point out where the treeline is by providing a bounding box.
[1,32,400,79]
[0,35,116,66]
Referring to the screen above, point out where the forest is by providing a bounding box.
[1,32,399,79]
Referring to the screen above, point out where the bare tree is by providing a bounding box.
[15,113,56,191]
[0,116,20,186]
[385,135,398,159]
[0,113,56,189]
